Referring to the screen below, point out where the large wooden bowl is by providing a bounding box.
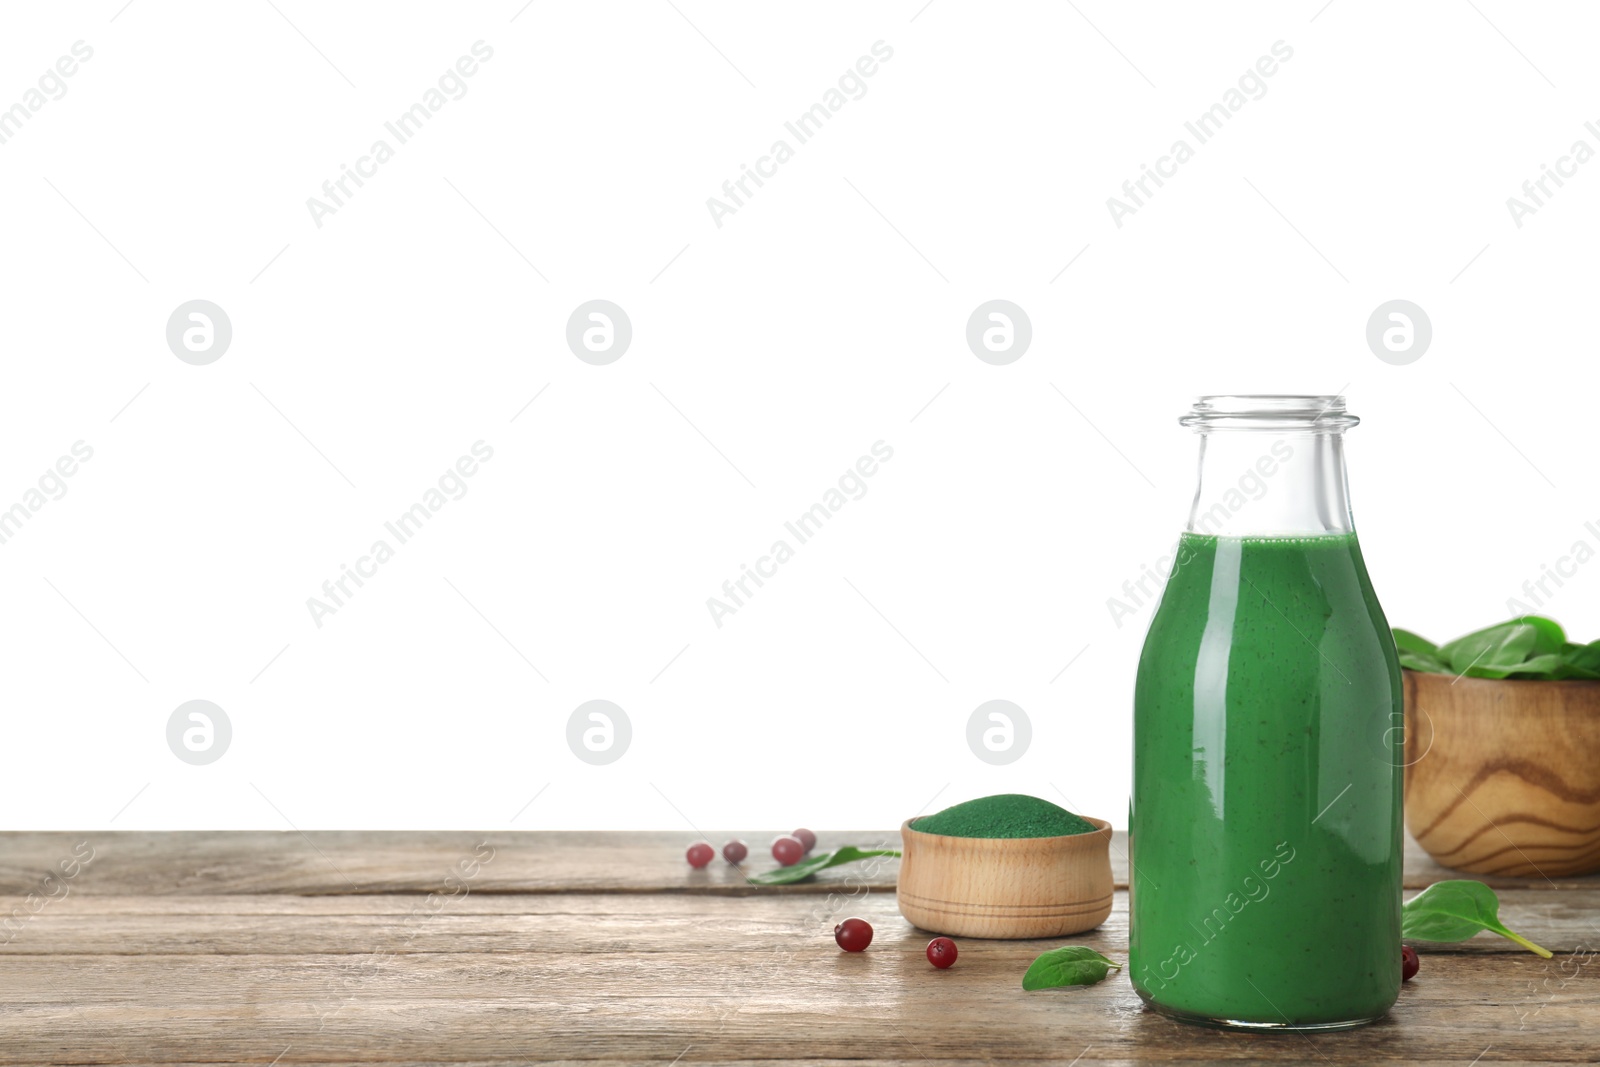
[896,817,1113,939]
[1404,669,1600,877]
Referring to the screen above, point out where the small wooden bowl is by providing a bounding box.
[1404,669,1600,877]
[896,817,1113,939]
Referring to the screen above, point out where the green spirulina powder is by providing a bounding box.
[912,794,1095,839]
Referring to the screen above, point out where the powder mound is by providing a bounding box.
[912,794,1095,839]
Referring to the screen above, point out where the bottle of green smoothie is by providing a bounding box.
[1130,395,1402,1030]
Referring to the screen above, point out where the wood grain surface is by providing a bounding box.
[896,818,1115,937]
[4,830,1595,895]
[0,831,1594,1064]
[1404,670,1600,878]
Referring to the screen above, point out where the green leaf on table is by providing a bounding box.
[1401,879,1553,958]
[1021,946,1122,990]
[1439,622,1540,676]
[744,846,900,886]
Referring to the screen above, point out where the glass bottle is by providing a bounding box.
[1129,395,1402,1030]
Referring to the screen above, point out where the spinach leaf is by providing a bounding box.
[1555,662,1600,680]
[1393,619,1599,679]
[1439,621,1539,676]
[1399,648,1452,673]
[1401,880,1552,958]
[1022,946,1122,990]
[745,846,900,885]
[1562,640,1600,678]
[1496,653,1567,679]
[1393,628,1439,656]
[1395,629,1452,673]
[1514,615,1566,654]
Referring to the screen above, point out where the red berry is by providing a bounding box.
[926,937,958,968]
[834,917,873,952]
[722,840,748,865]
[772,835,805,866]
[685,842,714,869]
[793,828,818,852]
[1402,944,1419,982]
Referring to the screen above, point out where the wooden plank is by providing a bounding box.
[0,890,1592,958]
[3,831,1593,897]
[0,890,1591,1064]
[22,1062,1577,1067]
[8,1062,1578,1067]
[0,831,900,897]
[0,829,1594,1065]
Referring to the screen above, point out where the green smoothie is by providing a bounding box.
[1131,531,1403,1028]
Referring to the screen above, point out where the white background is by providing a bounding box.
[2,1,1595,832]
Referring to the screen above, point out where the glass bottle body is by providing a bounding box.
[1129,397,1402,1030]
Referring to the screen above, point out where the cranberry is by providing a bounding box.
[772,835,805,866]
[926,937,958,968]
[792,828,818,852]
[722,839,748,865]
[1402,944,1419,982]
[685,842,714,868]
[834,917,873,952]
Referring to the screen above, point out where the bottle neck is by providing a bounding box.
[1186,430,1353,537]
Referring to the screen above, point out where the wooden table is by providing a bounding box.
[0,830,1594,1064]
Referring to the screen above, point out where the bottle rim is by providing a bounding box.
[1180,394,1359,431]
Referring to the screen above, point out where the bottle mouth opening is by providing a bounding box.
[1180,394,1359,431]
